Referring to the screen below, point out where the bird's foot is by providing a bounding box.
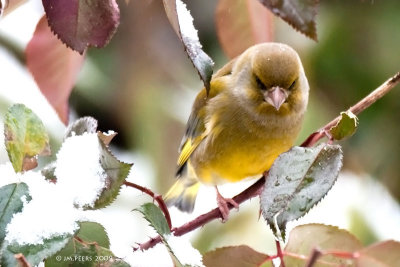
[215,187,239,222]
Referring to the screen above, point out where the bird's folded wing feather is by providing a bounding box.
[176,57,237,176]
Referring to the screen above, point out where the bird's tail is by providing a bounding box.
[164,178,200,213]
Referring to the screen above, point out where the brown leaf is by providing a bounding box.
[42,0,120,53]
[258,0,318,41]
[97,131,117,146]
[203,245,272,267]
[216,0,274,59]
[26,16,85,124]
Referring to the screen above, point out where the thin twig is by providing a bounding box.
[124,181,172,230]
[276,240,286,267]
[305,248,322,267]
[135,71,400,251]
[301,71,400,147]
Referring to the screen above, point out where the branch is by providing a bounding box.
[123,181,172,230]
[135,71,400,251]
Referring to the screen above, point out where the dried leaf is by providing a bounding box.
[42,0,120,53]
[260,144,342,240]
[329,111,358,140]
[4,104,50,173]
[98,131,118,146]
[162,0,214,94]
[203,245,273,267]
[216,0,274,58]
[258,0,318,41]
[26,16,85,124]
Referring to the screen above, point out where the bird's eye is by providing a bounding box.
[288,79,297,90]
[255,76,266,90]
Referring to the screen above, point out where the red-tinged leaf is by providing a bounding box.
[258,0,318,41]
[216,0,274,59]
[284,224,362,266]
[357,240,400,267]
[26,16,85,124]
[162,0,214,94]
[42,0,120,53]
[203,245,273,267]
[0,0,27,16]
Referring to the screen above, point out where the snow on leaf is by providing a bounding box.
[260,143,342,240]
[329,111,358,141]
[92,134,132,209]
[1,234,74,267]
[55,133,108,208]
[216,0,274,59]
[258,0,318,41]
[162,0,214,94]
[4,104,50,173]
[0,183,31,246]
[283,224,362,266]
[44,221,125,267]
[203,245,273,267]
[42,0,120,53]
[64,116,98,139]
[26,16,85,125]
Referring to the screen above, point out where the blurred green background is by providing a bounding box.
[2,0,399,256]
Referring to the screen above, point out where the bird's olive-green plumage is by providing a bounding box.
[165,43,309,213]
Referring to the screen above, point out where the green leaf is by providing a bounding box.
[258,0,318,41]
[357,240,400,267]
[203,245,273,267]
[64,117,98,139]
[0,183,31,246]
[4,104,50,172]
[329,111,359,140]
[91,135,132,209]
[1,234,73,266]
[260,143,343,240]
[135,203,170,237]
[283,224,362,266]
[136,203,188,266]
[45,221,123,267]
[162,0,214,94]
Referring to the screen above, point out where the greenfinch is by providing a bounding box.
[165,42,309,220]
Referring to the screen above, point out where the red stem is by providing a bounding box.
[123,181,172,230]
[134,71,400,251]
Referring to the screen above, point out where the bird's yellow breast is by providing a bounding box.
[191,100,301,184]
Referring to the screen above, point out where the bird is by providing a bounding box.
[164,42,309,221]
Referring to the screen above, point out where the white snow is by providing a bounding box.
[176,0,199,42]
[55,133,106,208]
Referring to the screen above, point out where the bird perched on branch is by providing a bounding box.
[164,43,309,221]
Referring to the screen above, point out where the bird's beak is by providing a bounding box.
[264,86,288,110]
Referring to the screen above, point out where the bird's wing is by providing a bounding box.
[176,57,237,176]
